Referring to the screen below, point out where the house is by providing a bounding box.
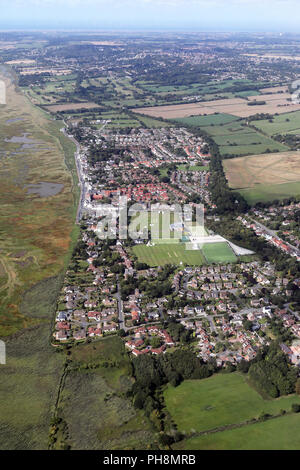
[73,330,86,340]
[55,330,68,341]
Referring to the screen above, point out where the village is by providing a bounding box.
[52,121,300,370]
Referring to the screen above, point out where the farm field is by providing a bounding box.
[251,110,300,136]
[133,89,300,119]
[173,413,300,450]
[223,151,300,189]
[44,102,101,112]
[0,67,78,336]
[174,113,240,127]
[136,79,271,101]
[172,114,287,156]
[132,243,206,267]
[164,373,300,435]
[239,181,300,204]
[201,242,237,263]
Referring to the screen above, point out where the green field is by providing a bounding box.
[173,413,300,450]
[173,112,288,156]
[174,113,240,127]
[132,243,205,267]
[252,110,300,136]
[239,181,300,204]
[201,242,237,263]
[0,323,65,450]
[55,337,157,450]
[164,373,300,435]
[177,164,209,171]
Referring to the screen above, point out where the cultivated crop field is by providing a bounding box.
[223,151,300,188]
[44,102,101,112]
[134,87,300,119]
[251,110,300,136]
[223,151,300,203]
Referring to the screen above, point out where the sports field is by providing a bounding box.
[132,243,205,267]
[164,373,300,435]
[201,242,237,263]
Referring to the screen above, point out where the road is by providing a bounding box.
[116,276,125,331]
[250,217,300,258]
[61,124,86,223]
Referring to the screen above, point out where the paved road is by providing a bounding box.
[61,124,86,223]
[250,217,300,258]
[116,277,125,331]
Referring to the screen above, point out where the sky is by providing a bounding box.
[0,0,300,32]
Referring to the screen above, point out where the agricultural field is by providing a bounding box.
[164,373,300,447]
[174,113,240,127]
[44,102,101,113]
[133,87,300,119]
[0,68,78,336]
[251,110,300,136]
[132,243,206,267]
[201,242,237,263]
[239,181,300,205]
[136,79,270,101]
[223,151,300,203]
[55,337,157,450]
[173,413,300,450]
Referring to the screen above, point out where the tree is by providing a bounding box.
[296,378,300,396]
[291,403,300,413]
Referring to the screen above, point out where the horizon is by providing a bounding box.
[1,0,300,32]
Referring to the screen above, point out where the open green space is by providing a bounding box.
[177,164,209,171]
[173,413,300,450]
[0,323,65,450]
[201,242,237,263]
[165,373,300,435]
[174,113,240,127]
[55,337,157,450]
[251,110,300,136]
[132,243,205,267]
[239,181,300,204]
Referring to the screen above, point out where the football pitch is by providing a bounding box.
[132,243,206,267]
[132,241,237,266]
[201,242,237,263]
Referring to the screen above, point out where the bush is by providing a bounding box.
[291,403,300,413]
